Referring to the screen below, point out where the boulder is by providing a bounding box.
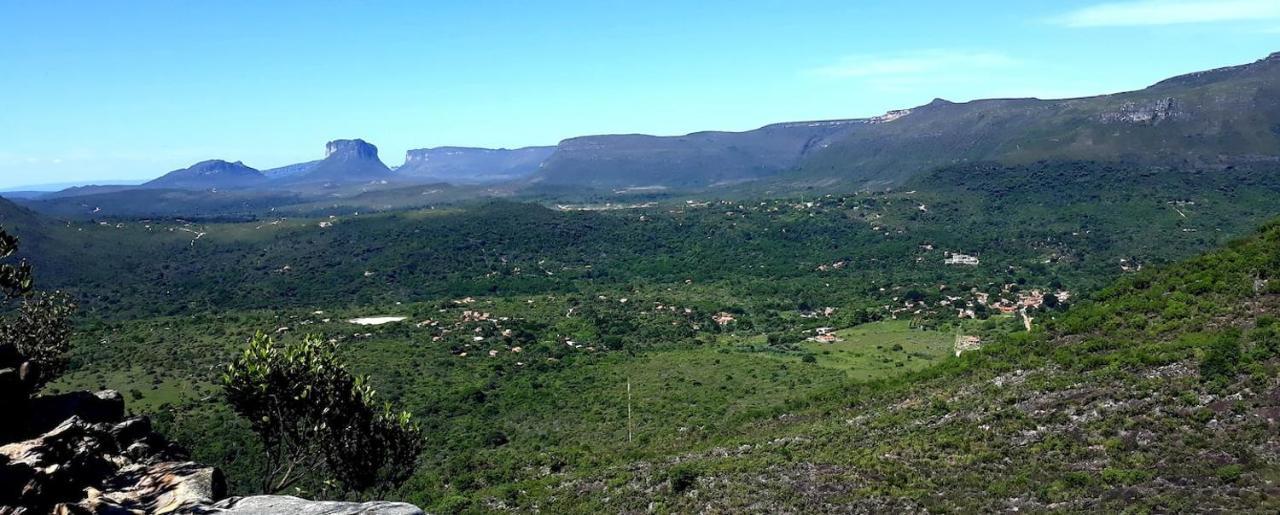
[27,390,125,435]
[211,495,424,515]
[0,413,207,514]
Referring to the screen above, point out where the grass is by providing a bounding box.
[767,320,955,380]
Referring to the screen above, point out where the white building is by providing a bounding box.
[944,253,980,266]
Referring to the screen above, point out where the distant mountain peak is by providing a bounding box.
[324,139,380,160]
[285,139,392,184]
[144,159,264,190]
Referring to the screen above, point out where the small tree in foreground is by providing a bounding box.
[0,226,75,398]
[223,333,423,494]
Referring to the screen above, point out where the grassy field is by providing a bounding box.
[795,320,954,380]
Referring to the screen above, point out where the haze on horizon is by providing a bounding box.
[1,0,1278,190]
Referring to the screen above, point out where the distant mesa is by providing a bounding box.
[397,146,556,184]
[144,159,266,190]
[284,139,394,184]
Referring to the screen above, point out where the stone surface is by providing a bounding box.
[27,390,125,435]
[0,409,215,513]
[212,495,424,515]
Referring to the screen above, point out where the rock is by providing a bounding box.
[87,461,226,514]
[17,361,39,387]
[108,418,152,446]
[0,413,206,514]
[27,391,125,435]
[211,495,424,515]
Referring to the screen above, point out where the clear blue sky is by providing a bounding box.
[1,0,1278,189]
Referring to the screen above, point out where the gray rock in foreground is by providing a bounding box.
[212,495,423,515]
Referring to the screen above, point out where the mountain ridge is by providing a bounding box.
[23,51,1280,200]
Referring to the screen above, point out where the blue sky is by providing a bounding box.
[1,0,1278,189]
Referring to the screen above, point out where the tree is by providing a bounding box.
[0,226,75,396]
[222,333,423,494]
[1042,293,1060,309]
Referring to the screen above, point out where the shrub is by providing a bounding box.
[667,465,699,493]
[1216,464,1243,483]
[1199,331,1242,384]
[223,333,424,493]
[0,226,76,394]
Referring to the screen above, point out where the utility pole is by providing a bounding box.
[627,378,633,444]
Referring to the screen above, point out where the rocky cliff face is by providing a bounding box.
[286,139,394,184]
[325,140,381,161]
[398,146,555,184]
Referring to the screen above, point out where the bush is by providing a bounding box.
[0,226,76,394]
[1199,331,1242,384]
[1216,464,1243,483]
[223,333,424,493]
[668,465,699,493]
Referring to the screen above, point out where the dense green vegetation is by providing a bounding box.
[10,160,1280,511]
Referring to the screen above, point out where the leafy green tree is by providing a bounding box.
[0,226,75,395]
[223,333,423,494]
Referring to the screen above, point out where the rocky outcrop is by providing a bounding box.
[212,495,424,514]
[325,140,380,161]
[1097,97,1187,125]
[286,139,394,184]
[0,412,224,514]
[0,382,426,514]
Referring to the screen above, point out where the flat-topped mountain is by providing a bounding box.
[398,146,555,184]
[144,160,266,190]
[525,51,1280,189]
[284,139,393,185]
[532,119,864,189]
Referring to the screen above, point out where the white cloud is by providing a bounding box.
[1053,0,1280,28]
[808,50,1018,79]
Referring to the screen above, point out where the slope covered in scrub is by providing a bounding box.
[493,222,1280,513]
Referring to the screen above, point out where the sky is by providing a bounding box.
[1,0,1278,189]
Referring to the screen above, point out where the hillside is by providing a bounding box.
[522,52,1280,191]
[144,160,267,190]
[531,119,864,189]
[43,205,1280,512]
[507,220,1280,512]
[792,52,1280,187]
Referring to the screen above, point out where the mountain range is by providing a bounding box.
[12,51,1280,208]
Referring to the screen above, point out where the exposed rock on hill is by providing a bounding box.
[0,340,421,514]
[288,139,394,185]
[212,495,424,514]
